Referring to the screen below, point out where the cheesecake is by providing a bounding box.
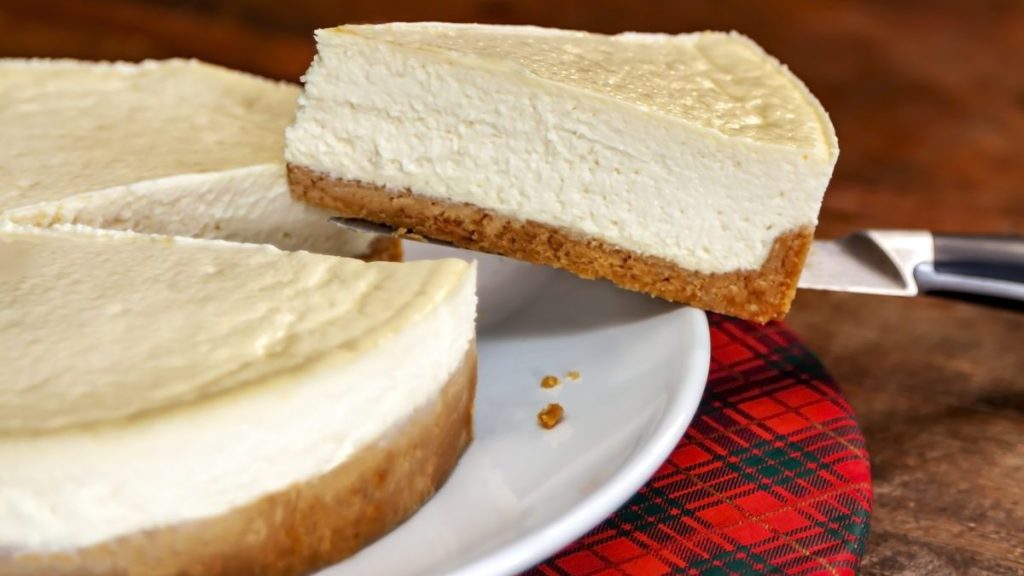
[0,222,476,575]
[0,58,398,261]
[285,23,839,321]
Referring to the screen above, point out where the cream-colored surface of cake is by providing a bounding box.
[0,222,475,551]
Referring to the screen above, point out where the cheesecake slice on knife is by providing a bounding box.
[285,23,838,322]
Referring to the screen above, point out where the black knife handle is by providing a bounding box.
[934,233,1024,267]
[915,233,1024,302]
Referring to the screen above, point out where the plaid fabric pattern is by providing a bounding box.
[527,315,872,576]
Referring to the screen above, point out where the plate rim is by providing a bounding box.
[449,307,711,576]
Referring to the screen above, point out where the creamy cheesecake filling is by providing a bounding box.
[0,59,298,208]
[0,223,476,551]
[3,164,376,257]
[0,224,468,432]
[285,24,838,274]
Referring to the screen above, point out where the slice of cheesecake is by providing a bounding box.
[285,23,839,321]
[0,222,476,575]
[0,58,398,261]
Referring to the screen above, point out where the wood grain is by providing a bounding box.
[1,1,1021,572]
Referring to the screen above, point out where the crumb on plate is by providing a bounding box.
[537,403,564,429]
[566,370,581,381]
[541,375,560,388]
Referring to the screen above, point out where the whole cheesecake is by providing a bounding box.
[285,23,839,322]
[0,58,398,261]
[0,222,476,575]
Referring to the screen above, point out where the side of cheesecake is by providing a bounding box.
[0,223,476,575]
[0,58,398,260]
[284,23,838,321]
[3,163,399,261]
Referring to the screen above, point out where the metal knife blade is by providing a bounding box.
[331,218,1024,302]
[797,231,930,296]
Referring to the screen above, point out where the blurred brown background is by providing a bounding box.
[2,1,1022,573]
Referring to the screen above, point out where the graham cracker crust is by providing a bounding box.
[287,165,812,323]
[364,235,403,262]
[4,344,476,576]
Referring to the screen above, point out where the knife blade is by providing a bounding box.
[330,218,1024,303]
[799,230,1024,302]
[798,231,928,297]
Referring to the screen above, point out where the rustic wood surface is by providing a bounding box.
[2,1,1021,573]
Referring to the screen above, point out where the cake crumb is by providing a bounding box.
[566,370,581,382]
[392,227,426,242]
[537,403,564,429]
[540,375,560,389]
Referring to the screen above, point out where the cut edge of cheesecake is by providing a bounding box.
[1,163,402,262]
[289,166,809,322]
[326,23,838,157]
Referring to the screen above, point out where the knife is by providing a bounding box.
[800,230,1024,301]
[330,218,1024,303]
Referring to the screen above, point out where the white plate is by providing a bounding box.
[319,244,710,576]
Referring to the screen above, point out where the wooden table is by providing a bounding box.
[3,1,1021,573]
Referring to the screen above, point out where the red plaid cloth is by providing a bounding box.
[527,315,872,576]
